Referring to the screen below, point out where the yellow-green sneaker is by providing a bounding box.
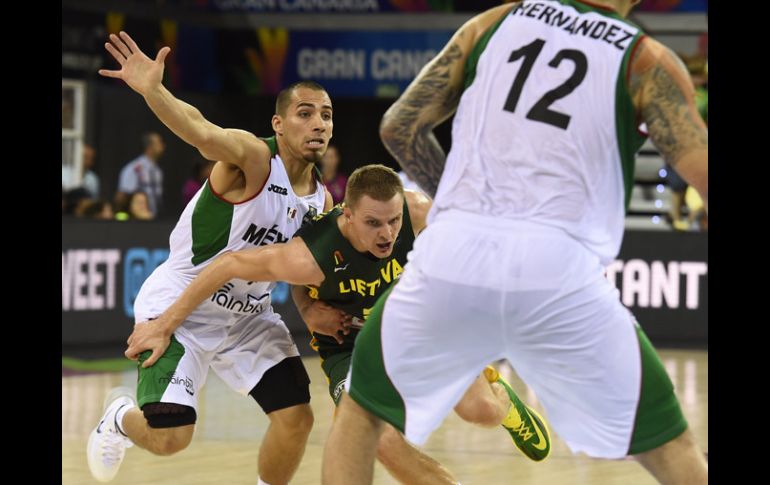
[484,365,551,462]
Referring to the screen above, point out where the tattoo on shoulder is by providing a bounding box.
[382,42,464,197]
[641,54,707,166]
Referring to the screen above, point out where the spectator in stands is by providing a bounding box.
[116,191,154,221]
[115,132,165,218]
[80,144,100,198]
[62,143,101,198]
[321,144,347,205]
[82,200,115,220]
[182,158,214,206]
[62,187,92,217]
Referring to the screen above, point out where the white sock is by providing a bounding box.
[115,403,135,437]
[257,479,272,485]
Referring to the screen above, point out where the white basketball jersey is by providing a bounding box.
[135,137,326,325]
[431,0,647,264]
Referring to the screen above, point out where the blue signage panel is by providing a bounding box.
[282,30,453,96]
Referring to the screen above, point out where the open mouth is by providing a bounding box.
[306,139,325,149]
[376,242,392,252]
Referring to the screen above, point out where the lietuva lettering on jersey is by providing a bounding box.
[267,183,288,195]
[512,2,634,50]
[210,282,270,314]
[338,258,404,296]
[242,223,289,245]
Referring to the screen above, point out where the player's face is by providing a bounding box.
[346,194,404,258]
[275,87,333,164]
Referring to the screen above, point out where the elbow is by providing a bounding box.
[379,115,397,151]
[196,132,217,159]
[217,252,242,280]
[380,105,411,153]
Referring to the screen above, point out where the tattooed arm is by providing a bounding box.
[631,37,708,210]
[379,4,517,197]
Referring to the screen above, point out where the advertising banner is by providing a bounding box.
[63,221,707,348]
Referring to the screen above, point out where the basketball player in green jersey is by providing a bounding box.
[129,164,552,484]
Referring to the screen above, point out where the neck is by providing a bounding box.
[282,157,317,198]
[276,136,319,195]
[581,0,630,17]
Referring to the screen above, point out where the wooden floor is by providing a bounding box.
[63,350,708,484]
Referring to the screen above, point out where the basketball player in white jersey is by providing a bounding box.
[324,1,708,484]
[87,32,334,485]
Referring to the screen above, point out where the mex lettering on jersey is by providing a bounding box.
[242,223,289,246]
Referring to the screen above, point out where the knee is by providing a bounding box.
[271,404,314,439]
[291,404,314,437]
[375,426,405,467]
[456,396,504,427]
[295,405,314,436]
[150,428,194,456]
[153,437,188,456]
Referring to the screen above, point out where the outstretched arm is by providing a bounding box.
[99,31,270,171]
[631,38,708,210]
[126,238,323,367]
[379,4,516,197]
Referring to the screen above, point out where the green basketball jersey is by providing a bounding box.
[294,199,414,354]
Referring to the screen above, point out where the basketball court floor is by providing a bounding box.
[63,350,707,484]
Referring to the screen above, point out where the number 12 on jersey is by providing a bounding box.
[503,38,588,130]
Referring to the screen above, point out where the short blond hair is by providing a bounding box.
[345,164,404,209]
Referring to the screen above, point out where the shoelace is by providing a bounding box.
[514,423,535,441]
[100,432,127,466]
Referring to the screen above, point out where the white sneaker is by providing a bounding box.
[87,387,136,482]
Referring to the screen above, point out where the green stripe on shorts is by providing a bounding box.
[628,324,688,454]
[137,335,186,409]
[347,286,407,433]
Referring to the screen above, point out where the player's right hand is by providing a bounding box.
[302,300,352,345]
[125,317,172,368]
[98,31,170,96]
